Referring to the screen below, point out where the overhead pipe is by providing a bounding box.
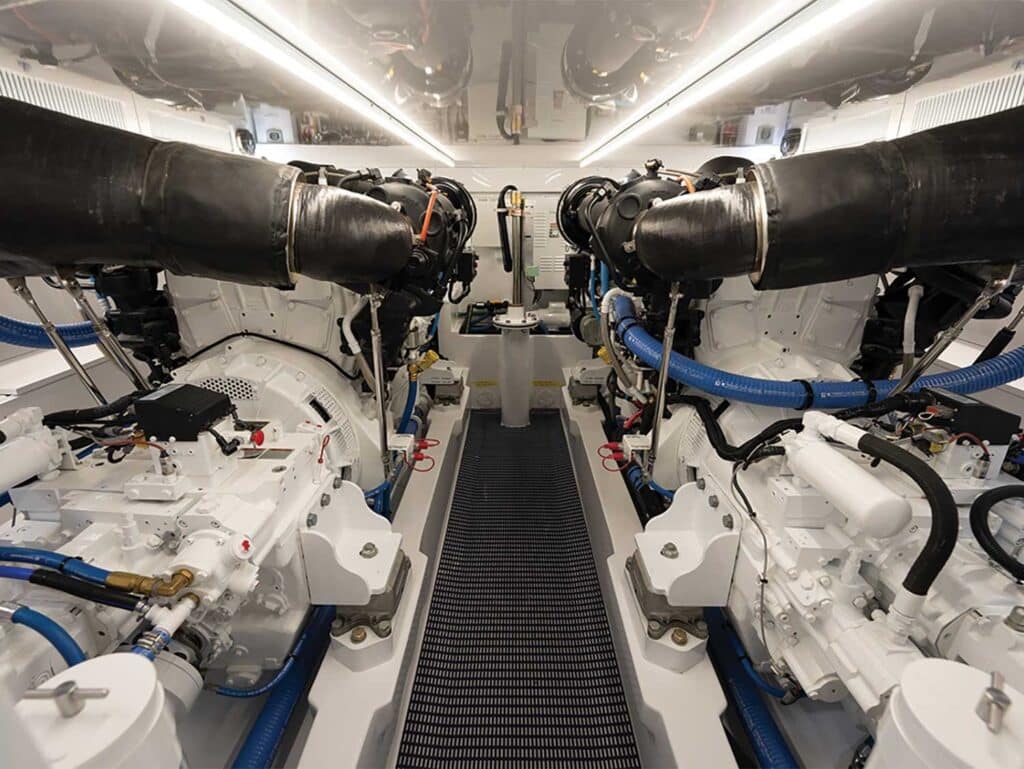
[0,98,412,287]
[634,106,1024,289]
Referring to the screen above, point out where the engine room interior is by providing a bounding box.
[3,2,1024,768]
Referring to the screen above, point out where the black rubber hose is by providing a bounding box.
[857,433,959,596]
[969,485,1024,581]
[43,391,143,427]
[669,394,802,462]
[975,327,1017,363]
[28,569,142,611]
[497,184,518,273]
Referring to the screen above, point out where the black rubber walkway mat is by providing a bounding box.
[397,410,640,768]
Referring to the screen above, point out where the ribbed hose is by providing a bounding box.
[969,485,1024,582]
[232,605,335,769]
[613,296,1024,409]
[705,608,798,769]
[10,605,87,667]
[0,314,97,349]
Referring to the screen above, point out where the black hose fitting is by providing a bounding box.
[29,569,143,612]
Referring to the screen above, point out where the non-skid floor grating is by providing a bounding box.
[397,410,640,769]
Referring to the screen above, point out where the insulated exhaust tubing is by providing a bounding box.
[0,97,412,287]
[635,106,1024,289]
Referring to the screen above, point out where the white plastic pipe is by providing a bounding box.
[782,432,912,539]
[902,284,924,367]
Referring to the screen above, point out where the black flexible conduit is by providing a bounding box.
[970,486,1024,582]
[497,184,518,273]
[856,434,959,596]
[28,569,142,612]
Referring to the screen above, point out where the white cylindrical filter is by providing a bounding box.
[0,434,58,494]
[16,653,182,769]
[499,326,533,428]
[867,658,1024,769]
[782,434,912,538]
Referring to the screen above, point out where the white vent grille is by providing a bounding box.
[197,377,257,401]
[910,71,1024,133]
[0,67,128,129]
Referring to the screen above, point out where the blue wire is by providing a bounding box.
[0,565,34,581]
[648,480,676,501]
[11,605,86,667]
[600,262,610,295]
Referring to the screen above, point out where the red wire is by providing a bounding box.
[413,453,436,472]
[418,438,441,448]
[623,410,644,430]
[418,188,439,242]
[318,434,331,464]
[949,432,990,458]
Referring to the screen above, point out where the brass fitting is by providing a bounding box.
[106,568,194,597]
[408,350,440,382]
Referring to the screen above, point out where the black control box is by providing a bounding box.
[925,388,1021,445]
[135,384,233,441]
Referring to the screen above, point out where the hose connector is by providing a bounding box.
[408,350,440,382]
[106,568,194,597]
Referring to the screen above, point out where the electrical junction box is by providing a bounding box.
[135,384,233,442]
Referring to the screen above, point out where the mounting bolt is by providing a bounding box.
[306,513,318,528]
[360,542,378,559]
[330,618,346,637]
[376,619,393,637]
[708,495,719,508]
[660,542,678,559]
[1006,606,1024,633]
[976,671,1012,733]
[320,493,331,507]
[696,478,706,490]
[721,514,734,530]
[671,628,688,646]
[333,476,344,489]
[350,626,367,644]
[647,619,662,636]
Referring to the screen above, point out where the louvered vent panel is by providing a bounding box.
[910,71,1024,133]
[311,387,357,453]
[0,67,128,129]
[196,377,257,401]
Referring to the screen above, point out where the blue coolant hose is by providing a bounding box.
[398,380,418,434]
[232,605,336,769]
[0,314,97,349]
[0,546,110,586]
[9,605,87,667]
[705,608,797,769]
[613,296,1024,409]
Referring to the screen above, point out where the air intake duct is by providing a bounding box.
[635,106,1024,289]
[0,97,412,287]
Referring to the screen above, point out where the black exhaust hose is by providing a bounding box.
[0,97,411,286]
[29,569,142,612]
[636,105,1024,289]
[857,433,959,596]
[969,485,1024,582]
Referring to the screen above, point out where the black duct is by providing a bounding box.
[635,105,1024,289]
[0,97,412,287]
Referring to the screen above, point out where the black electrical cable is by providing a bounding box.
[182,332,357,381]
[43,391,143,427]
[28,569,142,612]
[497,184,518,272]
[205,426,240,456]
[496,41,514,141]
[969,486,1024,582]
[856,433,958,596]
[667,394,802,462]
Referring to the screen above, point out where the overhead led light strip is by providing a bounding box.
[168,0,455,166]
[579,0,884,167]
